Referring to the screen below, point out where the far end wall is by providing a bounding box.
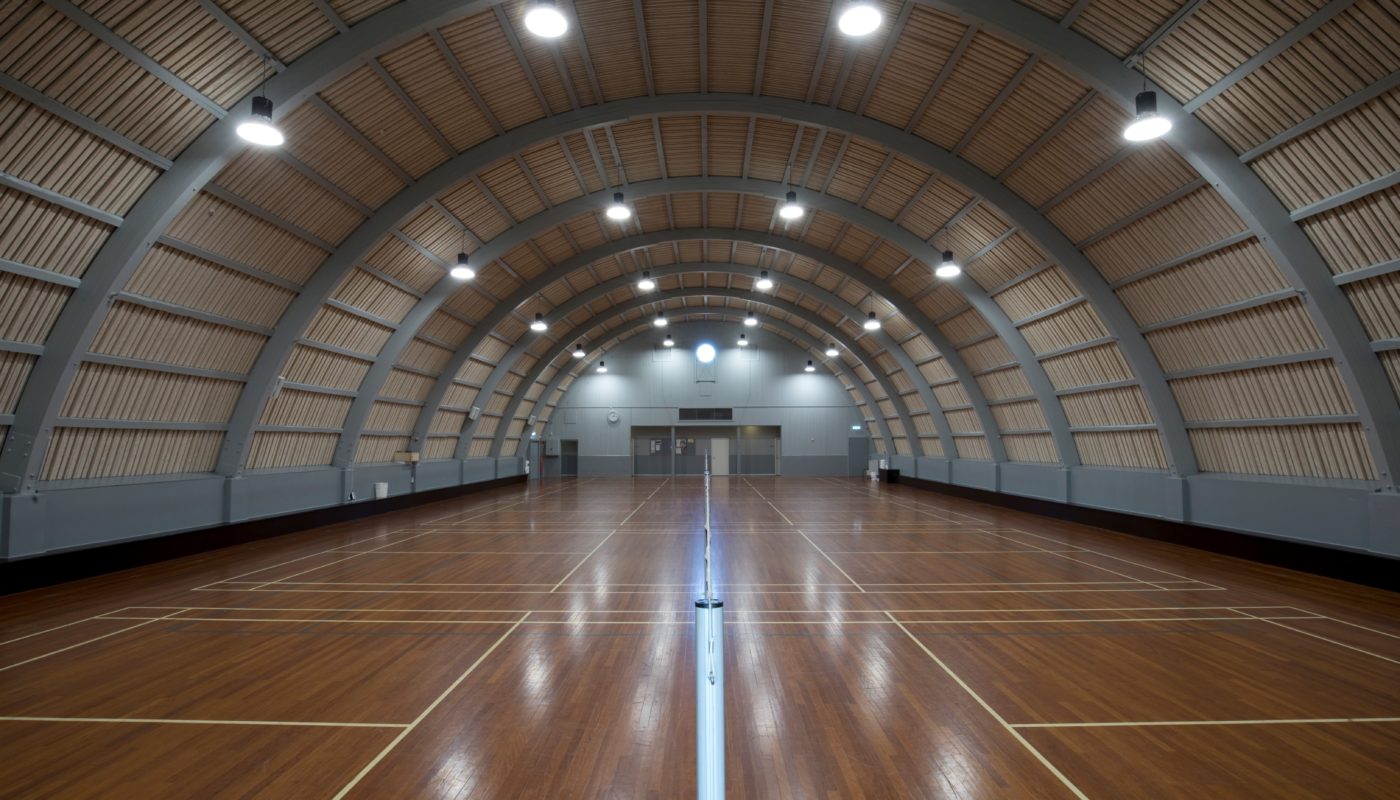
[542,323,866,476]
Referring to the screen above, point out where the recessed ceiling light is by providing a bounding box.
[838,2,882,36]
[524,1,568,38]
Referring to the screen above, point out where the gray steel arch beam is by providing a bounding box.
[478,285,930,458]
[451,288,921,458]
[478,301,898,459]
[0,0,500,493]
[922,0,1396,483]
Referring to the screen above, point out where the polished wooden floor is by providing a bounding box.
[3,477,1399,798]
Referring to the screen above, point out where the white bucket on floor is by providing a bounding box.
[373,481,389,500]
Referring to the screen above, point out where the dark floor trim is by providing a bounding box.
[900,476,1400,592]
[0,475,527,595]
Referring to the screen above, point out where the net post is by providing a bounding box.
[696,454,724,798]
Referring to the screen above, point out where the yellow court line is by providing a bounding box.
[1011,717,1400,729]
[331,612,532,800]
[0,715,408,729]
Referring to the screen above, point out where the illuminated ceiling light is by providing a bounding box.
[523,0,568,38]
[637,270,655,291]
[596,360,607,373]
[605,191,631,221]
[737,333,749,347]
[804,360,816,373]
[696,343,717,363]
[863,311,881,330]
[450,251,475,280]
[1123,90,1172,142]
[653,311,668,328]
[852,424,863,431]
[838,2,882,36]
[935,250,961,279]
[236,97,283,147]
[572,343,586,358]
[744,311,759,327]
[663,333,675,347]
[755,270,774,291]
[778,190,805,220]
[530,312,548,332]
[825,343,839,357]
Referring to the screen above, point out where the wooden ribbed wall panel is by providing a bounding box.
[1004,433,1058,464]
[954,436,991,460]
[1148,0,1323,100]
[41,428,223,480]
[993,399,1050,431]
[126,245,296,328]
[1061,385,1155,427]
[332,270,419,324]
[0,351,34,413]
[91,303,265,373]
[366,400,418,432]
[1301,184,1399,274]
[0,0,212,156]
[1041,343,1135,389]
[0,90,160,214]
[1382,350,1400,402]
[913,34,1030,150]
[283,345,369,391]
[382,368,435,403]
[61,363,240,422]
[994,266,1077,321]
[280,104,406,209]
[1145,298,1323,373]
[1004,96,1127,207]
[166,194,324,285]
[466,437,494,458]
[1170,359,1355,421]
[918,357,955,384]
[966,233,1047,290]
[0,187,113,276]
[940,308,993,345]
[961,60,1087,178]
[1190,424,1377,481]
[1074,429,1168,470]
[977,366,1032,402]
[959,337,1014,372]
[304,306,393,357]
[363,237,445,294]
[1114,239,1287,326]
[442,383,480,410]
[430,409,466,436]
[218,0,335,61]
[423,436,457,459]
[438,10,547,130]
[932,381,971,409]
[1342,272,1400,341]
[259,389,352,428]
[0,273,70,343]
[378,35,497,154]
[920,436,944,457]
[213,152,365,244]
[944,408,981,433]
[643,0,701,94]
[1018,303,1108,354]
[1251,91,1400,210]
[1047,146,1198,242]
[1070,0,1181,59]
[1084,189,1246,283]
[329,0,398,25]
[356,435,410,463]
[246,431,337,470]
[474,414,500,436]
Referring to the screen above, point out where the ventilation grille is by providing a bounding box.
[679,408,733,421]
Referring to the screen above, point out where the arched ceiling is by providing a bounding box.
[0,0,1396,494]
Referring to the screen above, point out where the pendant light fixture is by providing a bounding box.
[825,343,839,357]
[637,270,656,291]
[863,310,881,331]
[606,192,632,221]
[450,225,475,280]
[531,313,548,332]
[804,360,817,373]
[744,311,759,327]
[935,250,961,279]
[236,58,284,147]
[778,190,805,220]
[1123,51,1172,142]
[572,343,586,358]
[737,333,749,347]
[596,360,607,373]
[755,270,774,290]
[838,2,882,36]
[524,0,568,38]
[663,333,675,347]
[653,311,668,328]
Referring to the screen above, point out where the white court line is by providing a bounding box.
[1232,608,1400,666]
[328,550,595,555]
[1306,613,1400,641]
[90,615,1330,627]
[0,715,408,729]
[113,604,1305,615]
[0,612,180,673]
[331,612,531,799]
[194,585,1226,596]
[1011,717,1400,729]
[0,612,125,649]
[216,579,1175,588]
[548,477,670,592]
[742,477,871,592]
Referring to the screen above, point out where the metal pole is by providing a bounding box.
[696,452,724,799]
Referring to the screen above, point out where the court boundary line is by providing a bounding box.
[0,715,408,729]
[1011,717,1400,729]
[1233,608,1400,666]
[549,478,671,592]
[0,611,181,673]
[330,612,532,799]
